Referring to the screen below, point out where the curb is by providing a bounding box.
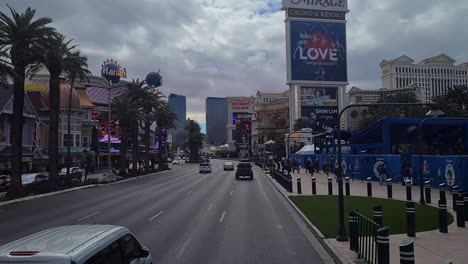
[255,166,345,264]
[0,169,169,207]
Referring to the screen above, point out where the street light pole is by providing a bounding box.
[85,82,128,175]
[107,80,112,173]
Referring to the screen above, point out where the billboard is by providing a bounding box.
[233,112,252,157]
[300,87,338,130]
[282,0,348,12]
[289,20,347,83]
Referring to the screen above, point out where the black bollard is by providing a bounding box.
[399,239,415,264]
[439,183,446,202]
[387,178,393,199]
[464,193,468,222]
[456,194,465,228]
[345,177,350,196]
[452,185,459,211]
[349,211,359,252]
[425,180,432,204]
[377,226,390,264]
[328,177,333,195]
[438,199,448,233]
[373,205,383,227]
[296,177,302,194]
[312,177,317,195]
[367,177,373,197]
[406,180,412,201]
[406,202,416,237]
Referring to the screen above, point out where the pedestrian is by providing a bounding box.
[305,159,311,174]
[314,159,319,173]
[378,163,387,185]
[402,160,411,185]
[292,160,298,174]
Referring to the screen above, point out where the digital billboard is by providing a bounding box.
[300,87,339,130]
[289,20,347,83]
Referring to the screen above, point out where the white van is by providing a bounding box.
[0,225,152,264]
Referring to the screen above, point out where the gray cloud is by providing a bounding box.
[2,0,468,123]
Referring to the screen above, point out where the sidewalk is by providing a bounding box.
[289,170,465,264]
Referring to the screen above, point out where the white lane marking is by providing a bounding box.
[141,191,152,196]
[77,211,101,222]
[208,203,214,211]
[219,211,226,222]
[176,237,192,259]
[235,181,237,184]
[185,190,193,196]
[230,190,233,196]
[148,211,164,222]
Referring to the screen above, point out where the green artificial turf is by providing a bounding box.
[289,195,454,238]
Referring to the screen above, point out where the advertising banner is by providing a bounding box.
[411,155,468,190]
[300,87,338,130]
[282,0,348,12]
[289,20,347,83]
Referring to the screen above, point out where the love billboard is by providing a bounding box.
[288,20,347,83]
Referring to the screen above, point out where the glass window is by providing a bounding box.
[63,134,73,147]
[120,234,140,263]
[75,134,80,147]
[83,136,89,147]
[84,241,123,264]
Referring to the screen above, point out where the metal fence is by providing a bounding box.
[350,211,381,264]
[270,169,292,193]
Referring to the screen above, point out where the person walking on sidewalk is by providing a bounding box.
[314,159,319,173]
[305,159,311,174]
[377,163,388,185]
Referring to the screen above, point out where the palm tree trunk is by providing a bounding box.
[7,67,26,197]
[131,120,138,176]
[48,75,60,190]
[158,128,163,169]
[144,108,150,174]
[120,127,128,177]
[66,79,74,185]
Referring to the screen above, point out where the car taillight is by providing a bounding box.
[10,251,39,256]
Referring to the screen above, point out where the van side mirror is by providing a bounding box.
[139,247,150,258]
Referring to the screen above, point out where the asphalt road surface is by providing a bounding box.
[0,160,332,264]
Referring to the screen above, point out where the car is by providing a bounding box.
[235,162,253,180]
[21,173,48,186]
[172,159,179,165]
[224,162,234,171]
[0,225,152,264]
[199,163,212,173]
[59,167,82,180]
[0,175,10,192]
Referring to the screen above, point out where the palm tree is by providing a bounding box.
[125,79,147,176]
[446,85,468,112]
[111,96,139,177]
[0,6,56,197]
[350,110,359,120]
[184,119,204,162]
[40,35,81,189]
[155,104,177,169]
[63,50,90,181]
[136,87,164,173]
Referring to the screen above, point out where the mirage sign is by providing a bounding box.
[282,0,348,12]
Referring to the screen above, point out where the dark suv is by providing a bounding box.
[235,162,253,180]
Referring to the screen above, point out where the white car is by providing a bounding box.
[0,225,152,264]
[199,163,212,173]
[224,162,234,171]
[172,159,179,165]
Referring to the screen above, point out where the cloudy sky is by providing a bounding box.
[2,0,468,128]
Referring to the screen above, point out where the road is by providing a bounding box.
[0,160,332,264]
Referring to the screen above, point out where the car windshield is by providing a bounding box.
[1,2,467,264]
